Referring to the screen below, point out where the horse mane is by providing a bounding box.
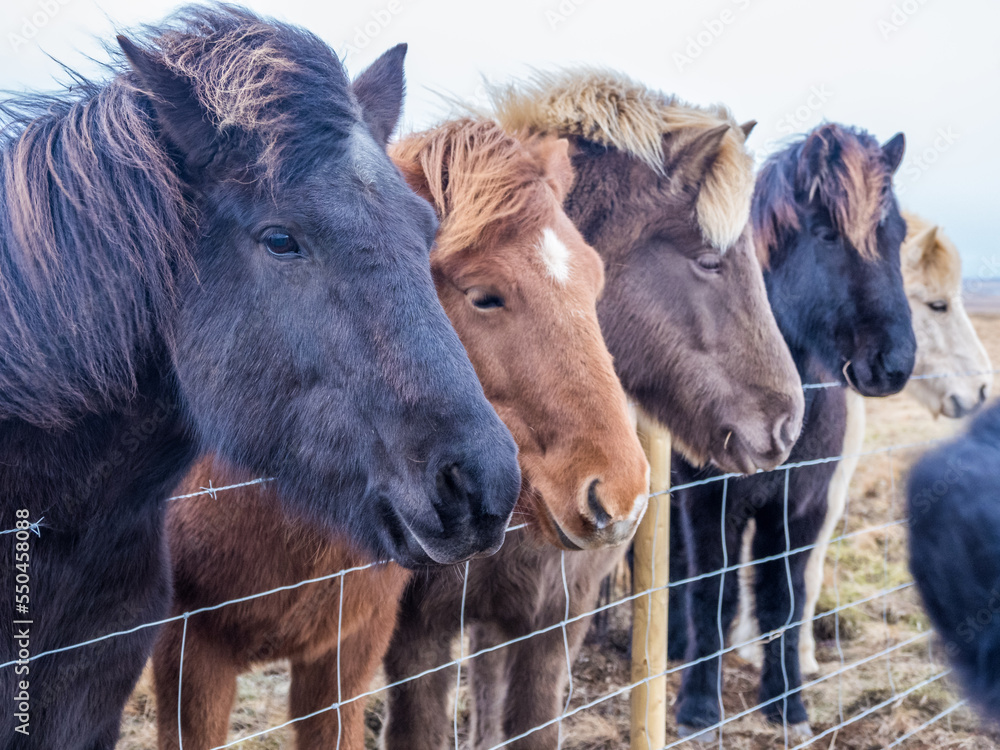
[902,210,961,291]
[0,5,354,428]
[389,118,552,256]
[486,68,755,251]
[753,123,891,265]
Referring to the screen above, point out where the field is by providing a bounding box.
[117,312,1000,750]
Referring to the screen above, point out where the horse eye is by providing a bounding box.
[469,290,505,310]
[263,230,301,257]
[928,300,949,313]
[695,254,722,272]
[813,225,839,243]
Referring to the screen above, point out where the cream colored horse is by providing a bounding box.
[733,211,994,674]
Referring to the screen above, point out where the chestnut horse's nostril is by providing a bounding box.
[587,479,612,530]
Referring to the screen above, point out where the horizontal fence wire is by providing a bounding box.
[5,366,996,748]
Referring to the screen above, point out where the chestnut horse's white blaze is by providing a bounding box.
[734,212,994,675]
[539,226,571,283]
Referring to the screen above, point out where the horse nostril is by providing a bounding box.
[434,463,473,527]
[774,413,798,454]
[587,479,612,531]
[980,384,989,405]
[950,395,966,419]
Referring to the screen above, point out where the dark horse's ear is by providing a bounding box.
[882,132,906,174]
[352,43,407,148]
[673,123,730,178]
[118,35,218,171]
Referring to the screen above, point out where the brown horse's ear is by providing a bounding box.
[531,137,574,203]
[352,43,407,148]
[882,132,906,174]
[675,123,730,181]
[739,120,757,141]
[117,35,218,171]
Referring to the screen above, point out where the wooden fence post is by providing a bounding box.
[631,409,671,750]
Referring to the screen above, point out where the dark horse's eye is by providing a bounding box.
[695,254,722,273]
[468,289,505,310]
[263,229,301,257]
[812,224,839,244]
[928,300,949,313]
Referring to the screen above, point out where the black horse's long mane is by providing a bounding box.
[0,5,357,428]
[752,123,893,267]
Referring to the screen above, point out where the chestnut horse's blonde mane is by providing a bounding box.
[390,118,552,256]
[486,68,755,251]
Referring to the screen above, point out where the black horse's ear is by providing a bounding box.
[882,132,906,174]
[352,43,407,148]
[118,35,218,171]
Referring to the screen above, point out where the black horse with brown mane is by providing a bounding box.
[0,7,519,749]
[672,123,914,740]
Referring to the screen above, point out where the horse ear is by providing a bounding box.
[352,43,407,148]
[676,123,730,179]
[882,132,906,174]
[739,120,757,141]
[532,137,574,203]
[910,224,940,258]
[117,35,218,171]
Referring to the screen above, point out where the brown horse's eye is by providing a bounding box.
[263,229,301,257]
[695,254,721,273]
[468,288,505,310]
[928,300,948,313]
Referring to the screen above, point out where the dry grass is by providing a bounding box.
[118,313,1000,750]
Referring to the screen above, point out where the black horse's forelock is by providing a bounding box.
[0,4,357,428]
[752,123,891,267]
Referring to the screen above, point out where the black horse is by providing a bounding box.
[908,401,1000,723]
[672,123,915,739]
[0,7,519,749]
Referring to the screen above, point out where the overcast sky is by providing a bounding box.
[2,0,997,278]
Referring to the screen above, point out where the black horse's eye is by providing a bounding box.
[928,300,949,313]
[812,225,839,243]
[695,254,722,273]
[468,289,505,310]
[263,229,301,257]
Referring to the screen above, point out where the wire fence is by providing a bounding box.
[4,367,999,749]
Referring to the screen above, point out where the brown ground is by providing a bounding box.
[117,313,1000,750]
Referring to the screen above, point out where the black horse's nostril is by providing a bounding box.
[434,463,474,527]
[587,479,612,530]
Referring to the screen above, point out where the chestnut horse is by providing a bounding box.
[151,118,649,749]
[0,9,519,749]
[731,210,994,676]
[381,70,804,750]
[672,123,914,740]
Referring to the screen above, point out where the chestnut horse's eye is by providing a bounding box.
[263,229,301,257]
[928,300,949,313]
[468,289,505,310]
[695,254,721,273]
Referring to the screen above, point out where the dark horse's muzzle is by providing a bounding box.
[845,328,917,398]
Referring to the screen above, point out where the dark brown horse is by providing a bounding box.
[152,118,649,749]
[0,9,520,749]
[381,69,804,750]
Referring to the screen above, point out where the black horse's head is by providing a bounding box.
[117,9,519,565]
[753,123,916,396]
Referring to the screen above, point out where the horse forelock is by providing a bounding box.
[488,68,754,252]
[142,4,356,181]
[754,124,892,266]
[389,118,552,257]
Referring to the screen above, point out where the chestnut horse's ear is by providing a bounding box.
[882,132,906,174]
[532,137,574,203]
[739,120,757,141]
[117,35,218,171]
[352,43,407,148]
